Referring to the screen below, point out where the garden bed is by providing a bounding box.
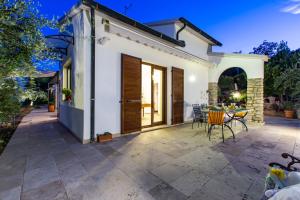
[0,106,33,155]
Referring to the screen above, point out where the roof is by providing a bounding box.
[61,0,223,48]
[60,0,185,47]
[146,18,222,46]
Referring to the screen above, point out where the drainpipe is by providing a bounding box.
[176,20,187,41]
[90,8,96,142]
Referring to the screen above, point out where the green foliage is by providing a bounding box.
[282,101,294,111]
[0,79,21,123]
[48,94,55,105]
[0,0,58,78]
[251,40,278,57]
[251,41,300,100]
[0,0,58,121]
[21,78,47,105]
[62,88,72,100]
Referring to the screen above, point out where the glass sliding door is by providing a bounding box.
[152,68,164,124]
[141,63,166,127]
[142,64,152,127]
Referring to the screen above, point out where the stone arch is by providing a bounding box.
[208,53,267,123]
[217,67,247,105]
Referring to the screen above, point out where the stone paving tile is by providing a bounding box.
[53,150,79,170]
[22,180,68,200]
[0,186,21,200]
[151,160,193,183]
[0,173,23,193]
[170,169,210,196]
[23,165,60,192]
[188,178,245,200]
[149,182,188,200]
[1,109,300,200]
[26,154,56,171]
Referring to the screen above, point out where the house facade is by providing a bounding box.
[57,0,268,144]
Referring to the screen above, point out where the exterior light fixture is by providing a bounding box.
[232,91,241,99]
[97,36,110,45]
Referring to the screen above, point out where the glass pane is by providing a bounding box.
[153,69,163,123]
[142,64,152,126]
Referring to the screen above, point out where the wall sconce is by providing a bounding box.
[97,36,110,45]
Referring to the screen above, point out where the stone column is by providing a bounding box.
[208,82,218,105]
[246,78,264,123]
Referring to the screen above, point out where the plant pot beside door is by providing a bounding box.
[283,102,294,119]
[48,103,55,112]
[97,132,112,143]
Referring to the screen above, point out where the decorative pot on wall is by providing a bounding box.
[284,110,294,119]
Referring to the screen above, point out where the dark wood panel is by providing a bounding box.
[172,67,184,125]
[121,54,142,134]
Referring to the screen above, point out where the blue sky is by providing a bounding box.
[39,0,300,53]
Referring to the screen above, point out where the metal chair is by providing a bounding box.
[192,104,207,129]
[207,110,235,142]
[233,110,248,131]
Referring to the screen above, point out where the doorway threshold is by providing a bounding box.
[142,125,169,133]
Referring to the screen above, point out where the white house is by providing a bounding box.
[53,0,268,144]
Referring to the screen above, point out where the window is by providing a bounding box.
[62,61,72,101]
[63,62,72,90]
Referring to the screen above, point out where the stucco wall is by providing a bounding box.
[59,104,84,141]
[93,13,210,135]
[59,9,91,142]
[208,54,265,82]
[176,25,210,60]
[148,23,176,38]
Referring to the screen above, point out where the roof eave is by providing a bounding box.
[80,0,185,47]
[178,17,223,47]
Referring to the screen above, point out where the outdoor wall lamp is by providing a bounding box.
[97,36,110,45]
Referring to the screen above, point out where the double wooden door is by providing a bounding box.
[121,54,142,134]
[121,54,184,134]
[172,67,184,125]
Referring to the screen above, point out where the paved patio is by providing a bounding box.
[0,108,300,200]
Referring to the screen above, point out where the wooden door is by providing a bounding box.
[172,67,184,125]
[121,54,142,134]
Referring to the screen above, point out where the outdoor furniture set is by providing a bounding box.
[192,104,248,142]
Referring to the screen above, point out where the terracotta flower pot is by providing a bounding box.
[48,104,55,112]
[97,133,112,143]
[284,110,294,119]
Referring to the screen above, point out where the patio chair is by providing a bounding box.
[233,110,248,131]
[207,110,235,143]
[192,104,207,130]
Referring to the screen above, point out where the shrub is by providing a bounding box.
[283,101,294,111]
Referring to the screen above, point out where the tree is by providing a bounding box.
[0,0,58,122]
[0,79,21,123]
[0,0,57,78]
[252,41,300,101]
[21,78,47,105]
[250,40,278,57]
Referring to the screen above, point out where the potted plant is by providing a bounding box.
[283,101,294,119]
[97,132,113,143]
[62,88,72,102]
[48,96,55,112]
[295,104,300,120]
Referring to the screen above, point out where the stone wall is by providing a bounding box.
[208,82,218,105]
[246,78,264,123]
[208,79,264,123]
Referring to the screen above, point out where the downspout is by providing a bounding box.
[176,20,187,41]
[90,8,96,142]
